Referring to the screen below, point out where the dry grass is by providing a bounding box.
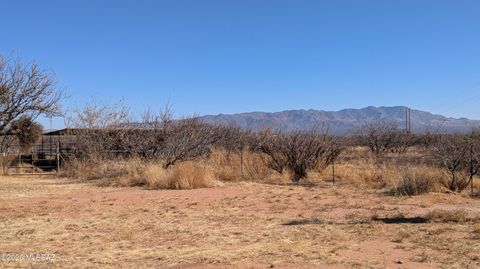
[1,175,480,268]
[116,161,219,190]
[387,166,448,196]
[63,149,290,189]
[59,157,130,180]
[208,149,278,183]
[3,146,480,268]
[142,161,218,189]
[62,146,472,196]
[62,158,218,190]
[321,147,453,196]
[427,209,470,223]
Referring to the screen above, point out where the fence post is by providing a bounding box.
[56,140,60,173]
[332,146,335,184]
[31,146,34,174]
[2,152,5,175]
[240,148,244,179]
[17,152,20,174]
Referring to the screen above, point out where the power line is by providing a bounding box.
[431,80,480,117]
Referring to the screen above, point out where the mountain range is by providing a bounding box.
[199,106,480,134]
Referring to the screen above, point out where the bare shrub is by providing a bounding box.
[129,108,221,168]
[132,107,172,159]
[323,137,345,183]
[465,130,480,193]
[66,97,130,129]
[160,118,218,169]
[251,130,286,175]
[391,133,418,154]
[323,137,345,167]
[212,125,250,153]
[66,98,132,160]
[430,134,470,192]
[253,128,328,182]
[356,121,407,158]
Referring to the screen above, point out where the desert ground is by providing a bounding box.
[1,175,479,269]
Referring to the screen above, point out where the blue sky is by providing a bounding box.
[1,0,480,127]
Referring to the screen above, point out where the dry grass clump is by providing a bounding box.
[62,158,218,190]
[391,228,412,243]
[388,166,447,196]
[139,161,218,190]
[427,209,469,223]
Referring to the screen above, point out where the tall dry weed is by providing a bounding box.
[388,166,448,196]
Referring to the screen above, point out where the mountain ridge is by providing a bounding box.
[199,106,480,134]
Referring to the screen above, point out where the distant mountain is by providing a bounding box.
[199,106,480,134]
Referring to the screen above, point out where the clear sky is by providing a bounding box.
[1,0,480,128]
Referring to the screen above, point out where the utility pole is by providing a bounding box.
[409,108,411,133]
[405,107,411,134]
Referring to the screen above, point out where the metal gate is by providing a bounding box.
[3,138,61,175]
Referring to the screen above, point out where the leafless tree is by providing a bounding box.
[430,134,469,191]
[160,117,218,169]
[356,121,403,158]
[66,98,131,159]
[131,108,218,167]
[324,136,345,183]
[253,127,328,182]
[251,129,287,174]
[465,130,480,193]
[66,97,130,129]
[0,55,63,134]
[390,133,417,154]
[212,125,249,153]
[67,99,221,166]
[123,107,171,159]
[324,137,345,166]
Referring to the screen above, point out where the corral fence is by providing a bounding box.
[1,132,73,175]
